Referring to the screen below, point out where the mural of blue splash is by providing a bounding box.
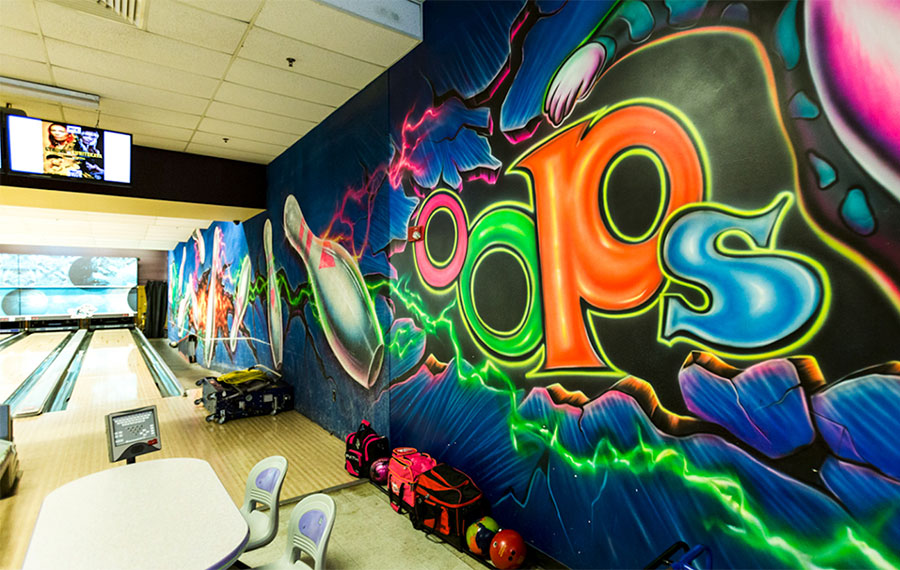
[664,0,707,26]
[820,457,900,547]
[403,98,500,190]
[774,0,800,70]
[808,151,837,189]
[812,370,900,480]
[424,1,525,99]
[390,360,892,568]
[789,90,820,119]
[840,188,877,236]
[500,0,617,132]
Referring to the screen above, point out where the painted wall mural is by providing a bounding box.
[386,1,900,568]
[167,1,900,568]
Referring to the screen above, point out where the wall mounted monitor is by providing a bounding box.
[5,115,131,184]
[105,405,160,464]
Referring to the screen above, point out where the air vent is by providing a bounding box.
[46,0,148,28]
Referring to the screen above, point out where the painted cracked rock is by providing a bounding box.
[811,362,900,481]
[678,352,820,458]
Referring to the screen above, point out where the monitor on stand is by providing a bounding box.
[105,405,161,464]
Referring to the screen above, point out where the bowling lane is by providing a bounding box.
[0,332,71,403]
[66,328,161,409]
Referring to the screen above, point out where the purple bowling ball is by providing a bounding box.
[369,458,389,485]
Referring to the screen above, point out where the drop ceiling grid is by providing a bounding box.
[1,0,421,166]
[0,0,417,250]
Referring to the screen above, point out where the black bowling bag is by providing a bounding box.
[344,419,389,478]
[195,369,293,424]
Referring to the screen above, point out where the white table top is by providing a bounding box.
[23,457,249,570]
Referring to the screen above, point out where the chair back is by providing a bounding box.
[240,455,288,550]
[285,493,335,570]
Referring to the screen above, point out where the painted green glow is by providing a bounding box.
[388,276,897,569]
[248,271,313,309]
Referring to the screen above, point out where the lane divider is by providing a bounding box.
[130,328,184,397]
[4,332,76,416]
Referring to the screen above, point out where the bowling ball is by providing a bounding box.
[466,516,499,556]
[489,529,527,570]
[69,256,110,286]
[2,288,48,316]
[369,458,389,485]
[127,286,139,311]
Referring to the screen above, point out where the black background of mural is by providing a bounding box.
[391,21,900,411]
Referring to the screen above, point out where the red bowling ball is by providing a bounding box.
[489,528,527,569]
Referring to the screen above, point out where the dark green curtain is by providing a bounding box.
[144,280,167,338]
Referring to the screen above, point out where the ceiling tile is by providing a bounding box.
[204,101,314,135]
[145,0,248,54]
[35,1,231,78]
[0,0,40,33]
[53,68,209,115]
[0,53,52,85]
[237,27,384,90]
[254,0,419,67]
[0,26,46,62]
[98,99,201,130]
[139,240,179,251]
[98,114,195,140]
[60,106,101,126]
[131,134,188,152]
[226,58,356,107]
[0,96,64,121]
[190,131,283,155]
[215,82,333,123]
[197,117,298,146]
[45,39,221,99]
[185,142,272,164]
[176,0,262,23]
[153,216,205,226]
[90,222,147,235]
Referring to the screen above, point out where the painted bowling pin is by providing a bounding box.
[189,273,200,327]
[204,226,223,366]
[283,194,384,388]
[192,228,205,262]
[264,220,283,369]
[229,256,252,352]
[177,247,185,295]
[176,294,190,336]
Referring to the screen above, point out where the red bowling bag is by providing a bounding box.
[412,463,490,551]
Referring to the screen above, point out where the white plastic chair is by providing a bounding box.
[240,455,288,551]
[255,493,336,570]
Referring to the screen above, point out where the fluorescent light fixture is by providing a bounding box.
[0,77,100,109]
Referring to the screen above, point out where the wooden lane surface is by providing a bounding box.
[65,328,162,409]
[1,394,353,569]
[0,332,70,403]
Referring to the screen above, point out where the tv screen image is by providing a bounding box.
[6,115,131,183]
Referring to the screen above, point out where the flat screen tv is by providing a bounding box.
[5,114,131,184]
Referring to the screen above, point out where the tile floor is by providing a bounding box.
[236,482,549,570]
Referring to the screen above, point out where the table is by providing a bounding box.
[23,458,249,570]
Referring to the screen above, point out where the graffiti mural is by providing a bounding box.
[167,1,900,568]
[386,1,899,568]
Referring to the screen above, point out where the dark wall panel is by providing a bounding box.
[0,146,266,208]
